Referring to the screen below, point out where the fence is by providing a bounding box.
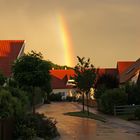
[0,118,14,140]
[114,105,140,116]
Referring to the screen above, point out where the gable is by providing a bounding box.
[117,61,134,75]
[119,58,140,84]
[50,69,75,89]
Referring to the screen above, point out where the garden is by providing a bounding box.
[94,73,140,120]
[0,51,59,140]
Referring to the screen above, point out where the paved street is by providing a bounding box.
[37,102,140,140]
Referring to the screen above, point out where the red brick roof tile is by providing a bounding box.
[117,61,135,75]
[0,40,25,77]
[98,68,117,77]
[50,70,75,89]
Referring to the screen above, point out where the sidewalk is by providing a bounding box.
[74,102,140,135]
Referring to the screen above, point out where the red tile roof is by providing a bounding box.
[50,60,139,89]
[50,69,75,79]
[97,68,106,76]
[0,40,25,77]
[50,70,75,89]
[98,68,117,77]
[119,58,140,83]
[117,61,134,75]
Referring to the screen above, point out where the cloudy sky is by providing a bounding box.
[0,0,140,67]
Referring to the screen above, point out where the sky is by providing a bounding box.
[0,0,140,67]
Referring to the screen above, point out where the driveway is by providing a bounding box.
[37,102,140,140]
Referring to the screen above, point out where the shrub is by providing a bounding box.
[49,93,62,101]
[20,86,44,107]
[8,87,30,112]
[0,89,28,118]
[0,89,14,118]
[14,113,59,140]
[95,74,119,90]
[6,78,18,88]
[100,88,127,114]
[0,71,6,86]
[125,83,140,105]
[66,96,76,102]
[135,108,140,120]
[94,85,106,100]
[0,89,25,118]
[44,99,51,104]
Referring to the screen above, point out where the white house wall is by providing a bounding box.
[17,41,25,58]
[130,70,140,83]
[52,89,76,96]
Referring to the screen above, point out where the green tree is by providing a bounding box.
[12,51,51,114]
[74,56,96,115]
[94,73,119,99]
[95,73,119,89]
[0,71,6,86]
[0,89,24,118]
[47,60,72,69]
[125,83,140,105]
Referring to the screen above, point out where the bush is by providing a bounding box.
[0,89,25,118]
[14,113,59,140]
[0,89,14,118]
[94,85,106,100]
[49,93,62,101]
[20,86,44,107]
[66,96,76,102]
[100,88,127,114]
[0,71,6,86]
[95,74,119,90]
[6,78,18,88]
[125,83,140,105]
[44,99,51,104]
[135,108,140,120]
[8,87,30,112]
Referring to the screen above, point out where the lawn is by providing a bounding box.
[64,111,106,122]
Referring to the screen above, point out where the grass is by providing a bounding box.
[64,111,106,122]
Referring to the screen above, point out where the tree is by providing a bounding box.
[125,83,140,105]
[46,60,72,69]
[95,73,119,89]
[94,73,119,99]
[12,51,51,114]
[74,56,96,115]
[0,71,6,86]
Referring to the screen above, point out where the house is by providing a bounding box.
[0,40,25,77]
[50,58,140,97]
[97,58,140,85]
[119,58,140,84]
[50,69,76,97]
[97,68,118,78]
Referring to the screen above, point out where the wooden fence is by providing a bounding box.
[0,118,14,140]
[114,105,140,116]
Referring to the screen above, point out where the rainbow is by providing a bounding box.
[57,14,75,67]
